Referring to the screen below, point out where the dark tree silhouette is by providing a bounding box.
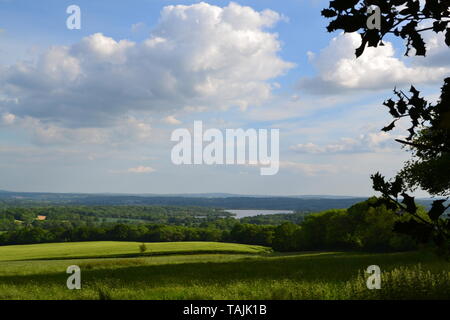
[323,0,450,57]
[322,0,450,256]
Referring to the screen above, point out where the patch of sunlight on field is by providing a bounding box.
[0,241,271,261]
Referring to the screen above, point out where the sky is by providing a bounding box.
[0,0,448,196]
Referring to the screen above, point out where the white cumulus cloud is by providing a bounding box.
[1,112,15,125]
[127,166,155,174]
[290,131,398,154]
[0,2,293,127]
[280,161,338,176]
[162,115,182,125]
[299,33,450,95]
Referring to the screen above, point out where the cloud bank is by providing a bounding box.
[299,33,450,95]
[0,2,293,128]
[290,131,399,154]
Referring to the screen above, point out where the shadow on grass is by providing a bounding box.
[9,250,272,262]
[0,251,429,288]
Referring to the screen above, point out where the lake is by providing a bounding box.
[226,209,294,219]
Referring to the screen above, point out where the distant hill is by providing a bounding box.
[0,190,366,210]
[0,190,439,212]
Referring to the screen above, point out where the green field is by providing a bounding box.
[0,241,449,300]
[0,241,270,261]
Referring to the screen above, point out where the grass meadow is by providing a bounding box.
[0,241,449,300]
[0,241,270,261]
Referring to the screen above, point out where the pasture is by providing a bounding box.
[0,241,449,300]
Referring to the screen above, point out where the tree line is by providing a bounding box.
[0,198,427,253]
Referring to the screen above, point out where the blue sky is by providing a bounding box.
[0,0,448,196]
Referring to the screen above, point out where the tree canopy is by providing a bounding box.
[322,0,450,255]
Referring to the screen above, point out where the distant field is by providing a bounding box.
[0,242,449,300]
[0,241,271,261]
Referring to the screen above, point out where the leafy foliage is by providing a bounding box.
[0,199,418,253]
[272,198,417,252]
[139,243,147,254]
[323,0,450,256]
[370,79,450,255]
[371,173,450,255]
[322,0,450,57]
